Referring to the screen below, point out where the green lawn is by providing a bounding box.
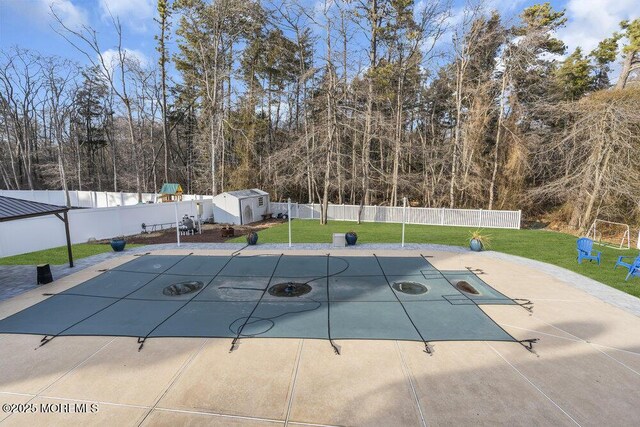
[0,243,143,266]
[231,220,640,298]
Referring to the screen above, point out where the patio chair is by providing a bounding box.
[614,254,640,281]
[576,237,601,265]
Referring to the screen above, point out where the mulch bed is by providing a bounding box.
[120,219,285,245]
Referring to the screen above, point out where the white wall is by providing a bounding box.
[0,200,214,258]
[0,190,212,208]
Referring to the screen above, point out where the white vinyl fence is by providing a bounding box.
[0,200,214,258]
[270,202,521,229]
[0,190,212,208]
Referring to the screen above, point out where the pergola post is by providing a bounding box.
[63,211,73,267]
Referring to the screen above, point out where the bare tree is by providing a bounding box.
[52,9,144,201]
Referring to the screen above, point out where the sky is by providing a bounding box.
[0,0,638,77]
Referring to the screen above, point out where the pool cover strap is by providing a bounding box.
[229,254,284,352]
[38,253,193,349]
[374,254,433,355]
[424,254,536,315]
[139,252,241,351]
[326,254,340,355]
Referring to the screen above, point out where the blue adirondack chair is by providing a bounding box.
[615,254,640,281]
[576,237,601,265]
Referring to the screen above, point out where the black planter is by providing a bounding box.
[110,239,126,252]
[247,232,258,245]
[37,264,53,285]
[345,232,357,246]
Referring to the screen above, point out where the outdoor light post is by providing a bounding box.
[402,197,407,248]
[288,198,292,248]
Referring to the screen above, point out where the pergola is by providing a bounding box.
[0,195,73,267]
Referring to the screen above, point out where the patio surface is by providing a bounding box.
[1,247,639,426]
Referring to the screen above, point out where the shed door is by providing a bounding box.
[242,202,253,225]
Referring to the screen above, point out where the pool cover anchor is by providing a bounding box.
[36,335,54,349]
[330,340,341,355]
[231,244,249,256]
[137,337,147,351]
[465,266,485,275]
[424,342,434,355]
[513,298,534,313]
[518,338,539,354]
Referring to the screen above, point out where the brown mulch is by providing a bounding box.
[120,219,285,245]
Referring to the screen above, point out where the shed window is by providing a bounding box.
[258,197,264,206]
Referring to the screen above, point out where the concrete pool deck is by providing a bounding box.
[1,247,639,426]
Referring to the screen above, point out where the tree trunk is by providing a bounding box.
[361,0,378,208]
[390,69,404,207]
[615,50,637,90]
[489,71,508,210]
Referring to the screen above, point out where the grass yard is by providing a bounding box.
[0,243,143,266]
[231,220,640,298]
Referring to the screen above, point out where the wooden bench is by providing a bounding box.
[141,222,175,233]
[261,213,273,220]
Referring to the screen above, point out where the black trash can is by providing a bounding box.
[37,264,53,285]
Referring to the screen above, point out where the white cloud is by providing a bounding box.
[558,0,637,55]
[49,0,86,28]
[99,0,155,31]
[101,48,149,70]
[3,0,87,29]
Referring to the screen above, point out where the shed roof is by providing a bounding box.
[224,189,268,199]
[160,183,183,194]
[0,195,69,222]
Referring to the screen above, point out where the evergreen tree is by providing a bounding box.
[556,47,593,100]
[72,66,109,187]
[616,18,640,89]
[589,35,620,90]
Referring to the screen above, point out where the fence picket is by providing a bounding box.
[270,202,521,229]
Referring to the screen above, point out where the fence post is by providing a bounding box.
[517,210,522,229]
[440,208,445,225]
[120,192,124,206]
[478,209,483,227]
